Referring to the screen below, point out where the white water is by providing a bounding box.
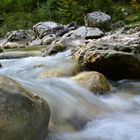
[0,51,140,140]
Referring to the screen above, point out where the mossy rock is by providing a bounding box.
[71,71,110,94]
[0,75,50,140]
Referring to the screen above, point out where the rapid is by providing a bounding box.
[0,50,140,140]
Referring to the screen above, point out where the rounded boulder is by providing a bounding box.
[0,75,50,140]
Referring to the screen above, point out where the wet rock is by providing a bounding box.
[0,75,50,140]
[38,62,81,78]
[72,30,140,80]
[71,71,110,94]
[84,11,111,30]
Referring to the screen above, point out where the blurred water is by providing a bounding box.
[0,51,140,140]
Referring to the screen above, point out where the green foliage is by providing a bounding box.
[57,0,78,23]
[0,0,140,37]
[111,4,126,21]
[35,0,55,21]
[93,0,113,14]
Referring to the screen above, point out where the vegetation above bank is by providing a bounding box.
[0,0,140,37]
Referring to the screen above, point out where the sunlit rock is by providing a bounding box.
[71,71,110,94]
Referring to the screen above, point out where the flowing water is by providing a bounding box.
[0,50,140,140]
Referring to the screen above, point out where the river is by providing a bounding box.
[0,50,140,140]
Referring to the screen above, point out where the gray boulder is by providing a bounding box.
[84,11,111,30]
[59,26,103,49]
[72,29,140,79]
[32,21,69,38]
[33,21,58,38]
[61,26,104,40]
[0,75,50,140]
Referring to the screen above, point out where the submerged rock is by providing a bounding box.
[0,75,50,140]
[38,62,81,78]
[84,11,111,30]
[71,71,110,94]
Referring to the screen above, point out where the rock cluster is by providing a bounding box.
[72,28,140,79]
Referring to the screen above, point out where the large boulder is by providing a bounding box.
[71,71,110,94]
[84,11,111,30]
[71,29,140,80]
[0,75,50,140]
